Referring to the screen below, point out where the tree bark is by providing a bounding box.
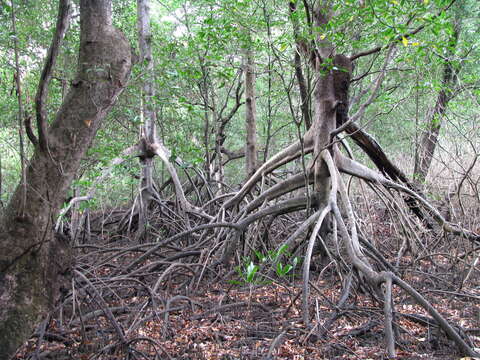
[0,1,132,357]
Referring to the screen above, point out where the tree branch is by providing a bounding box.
[24,115,38,146]
[35,0,72,151]
[350,0,457,61]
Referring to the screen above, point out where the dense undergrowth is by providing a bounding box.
[13,196,480,360]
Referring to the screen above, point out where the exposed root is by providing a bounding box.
[211,142,480,357]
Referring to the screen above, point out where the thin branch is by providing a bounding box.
[10,0,27,214]
[35,0,72,151]
[350,0,457,61]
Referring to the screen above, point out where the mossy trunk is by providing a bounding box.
[0,1,132,358]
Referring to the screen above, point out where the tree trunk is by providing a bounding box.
[200,63,212,180]
[0,1,132,357]
[136,0,157,240]
[10,0,27,218]
[413,24,459,182]
[289,0,312,130]
[134,0,198,218]
[245,44,258,179]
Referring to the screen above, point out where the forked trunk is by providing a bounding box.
[0,1,132,357]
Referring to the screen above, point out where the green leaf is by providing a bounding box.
[293,257,299,268]
[246,261,258,282]
[254,250,266,263]
[278,42,289,52]
[276,262,293,276]
[276,262,283,276]
[283,264,293,275]
[276,244,289,259]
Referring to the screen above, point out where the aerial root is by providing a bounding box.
[217,146,479,357]
[54,126,480,358]
[332,152,477,357]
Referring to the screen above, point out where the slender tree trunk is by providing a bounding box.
[200,63,212,180]
[10,0,27,218]
[0,153,2,209]
[262,5,275,161]
[213,100,224,192]
[245,45,258,179]
[264,31,273,162]
[413,24,459,182]
[0,1,132,357]
[136,0,157,240]
[137,0,156,146]
[210,74,243,188]
[135,0,197,217]
[289,1,312,130]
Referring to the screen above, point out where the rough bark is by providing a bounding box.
[0,1,132,357]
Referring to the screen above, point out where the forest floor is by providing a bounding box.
[13,212,480,360]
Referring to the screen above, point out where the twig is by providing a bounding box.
[263,329,287,360]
